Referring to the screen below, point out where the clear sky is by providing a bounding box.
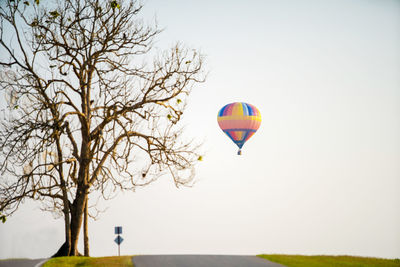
[1,0,400,259]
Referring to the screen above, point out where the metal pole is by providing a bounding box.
[118,243,120,256]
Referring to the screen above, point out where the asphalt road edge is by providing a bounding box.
[34,259,48,267]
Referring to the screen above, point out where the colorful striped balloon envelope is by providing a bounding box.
[217,102,261,155]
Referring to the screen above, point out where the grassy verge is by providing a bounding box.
[258,254,400,267]
[42,256,134,267]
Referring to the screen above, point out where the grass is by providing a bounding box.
[258,254,400,267]
[42,256,134,267]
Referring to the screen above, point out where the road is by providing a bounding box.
[0,258,47,267]
[132,255,286,267]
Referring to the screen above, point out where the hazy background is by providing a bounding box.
[1,0,399,259]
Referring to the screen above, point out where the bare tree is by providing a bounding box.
[0,0,205,256]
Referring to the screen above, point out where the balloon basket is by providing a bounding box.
[237,149,242,155]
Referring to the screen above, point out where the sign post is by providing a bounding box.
[114,226,123,256]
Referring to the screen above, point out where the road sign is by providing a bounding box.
[115,226,122,234]
[114,235,124,245]
[114,226,124,256]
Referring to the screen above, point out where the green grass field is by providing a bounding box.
[258,254,400,267]
[42,256,134,267]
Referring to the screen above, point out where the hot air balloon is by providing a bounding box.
[217,102,261,155]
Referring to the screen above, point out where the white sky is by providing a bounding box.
[1,0,400,259]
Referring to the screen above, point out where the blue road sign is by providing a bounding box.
[115,235,124,245]
[115,226,122,234]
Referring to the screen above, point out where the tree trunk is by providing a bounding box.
[63,208,71,256]
[84,197,89,256]
[51,206,71,257]
[69,189,87,256]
